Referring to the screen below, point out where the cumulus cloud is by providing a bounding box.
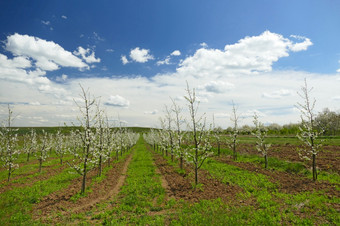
[199,81,234,93]
[5,33,88,70]
[262,89,293,99]
[171,50,181,56]
[177,31,313,78]
[61,15,67,19]
[200,42,208,48]
[73,46,101,64]
[289,35,313,52]
[157,56,170,65]
[130,47,154,63]
[121,55,129,65]
[105,95,130,107]
[157,50,181,66]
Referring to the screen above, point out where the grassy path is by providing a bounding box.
[95,137,168,225]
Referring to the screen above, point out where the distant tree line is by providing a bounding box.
[223,108,340,136]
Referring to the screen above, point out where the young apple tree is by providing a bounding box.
[171,98,186,169]
[296,79,322,181]
[54,129,67,165]
[252,113,271,169]
[228,102,240,160]
[67,85,99,194]
[35,130,51,173]
[184,82,213,185]
[23,128,37,162]
[0,105,20,182]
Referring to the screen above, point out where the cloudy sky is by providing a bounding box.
[0,0,339,128]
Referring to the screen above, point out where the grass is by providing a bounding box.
[94,137,167,225]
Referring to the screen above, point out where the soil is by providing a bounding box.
[151,151,247,205]
[235,144,340,174]
[215,155,340,211]
[0,163,68,195]
[32,153,133,222]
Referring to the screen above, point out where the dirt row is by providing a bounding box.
[150,151,250,206]
[0,162,68,195]
[32,153,133,223]
[225,143,340,174]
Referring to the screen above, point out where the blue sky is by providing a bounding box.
[0,0,340,127]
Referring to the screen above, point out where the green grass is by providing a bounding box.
[0,167,80,225]
[96,137,167,225]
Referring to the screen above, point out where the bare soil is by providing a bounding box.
[151,152,247,205]
[235,144,340,174]
[32,153,133,222]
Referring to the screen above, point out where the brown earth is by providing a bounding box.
[215,155,340,211]
[0,163,68,195]
[32,153,133,223]
[151,151,248,205]
[235,144,340,174]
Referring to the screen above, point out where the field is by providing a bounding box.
[0,133,339,225]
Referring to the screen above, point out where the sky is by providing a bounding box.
[0,0,340,128]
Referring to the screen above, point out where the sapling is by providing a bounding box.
[0,105,20,182]
[228,102,240,160]
[184,82,213,185]
[55,129,66,165]
[23,128,37,162]
[35,130,51,173]
[252,113,271,169]
[67,85,99,194]
[296,78,322,181]
[171,98,185,169]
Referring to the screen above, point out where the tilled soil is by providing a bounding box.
[0,163,68,195]
[215,155,340,211]
[151,152,246,204]
[236,144,340,174]
[32,153,133,222]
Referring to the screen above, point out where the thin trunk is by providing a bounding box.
[39,159,42,173]
[233,140,237,160]
[217,142,220,156]
[264,154,268,169]
[312,153,317,181]
[194,162,198,186]
[98,155,102,176]
[81,158,88,194]
[27,153,30,162]
[7,165,12,182]
[180,156,183,169]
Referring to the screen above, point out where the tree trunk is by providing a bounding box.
[264,154,268,169]
[98,155,102,176]
[194,163,198,186]
[7,165,12,182]
[81,158,88,194]
[39,159,42,173]
[312,153,317,181]
[27,153,30,162]
[233,140,237,160]
[180,156,183,169]
[217,142,220,156]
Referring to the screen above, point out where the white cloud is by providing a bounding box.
[144,109,158,115]
[56,74,68,82]
[337,60,340,73]
[199,81,234,93]
[106,49,114,52]
[262,89,293,99]
[177,31,312,78]
[289,35,313,52]
[157,56,170,65]
[61,15,67,19]
[157,50,181,66]
[73,46,101,64]
[130,47,154,63]
[171,50,181,56]
[105,95,130,107]
[5,33,88,70]
[92,32,105,42]
[121,55,129,65]
[41,20,50,25]
[200,42,208,48]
